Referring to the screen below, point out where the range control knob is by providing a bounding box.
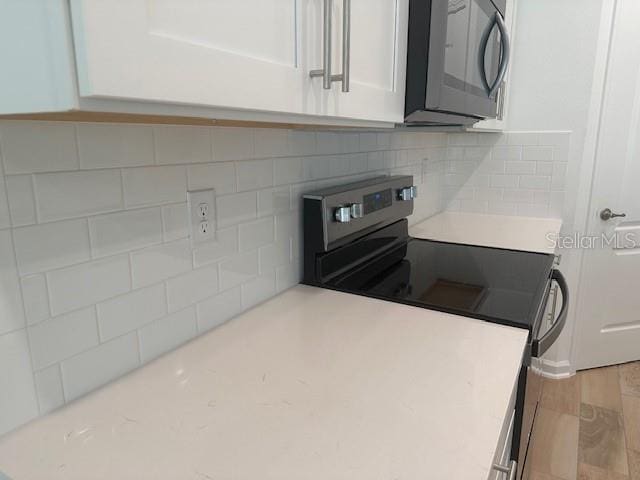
[334,206,351,223]
[350,203,364,219]
[398,186,417,201]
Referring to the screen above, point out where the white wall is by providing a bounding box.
[506,0,605,372]
[0,121,447,436]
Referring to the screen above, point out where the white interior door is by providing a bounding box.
[574,0,640,370]
[70,0,309,115]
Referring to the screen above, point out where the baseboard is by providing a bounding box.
[531,358,574,379]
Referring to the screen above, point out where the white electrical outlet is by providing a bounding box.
[187,189,216,245]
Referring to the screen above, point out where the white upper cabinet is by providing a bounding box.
[305,0,409,123]
[62,0,408,125]
[70,0,307,115]
[0,0,408,126]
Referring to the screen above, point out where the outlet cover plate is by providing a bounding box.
[187,189,216,245]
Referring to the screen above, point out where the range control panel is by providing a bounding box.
[363,188,393,214]
[332,184,416,224]
[303,175,416,251]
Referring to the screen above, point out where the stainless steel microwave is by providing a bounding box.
[404,0,511,125]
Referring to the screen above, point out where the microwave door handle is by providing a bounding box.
[478,14,496,95]
[489,11,511,97]
[532,270,569,358]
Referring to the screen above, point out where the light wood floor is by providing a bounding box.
[527,362,640,480]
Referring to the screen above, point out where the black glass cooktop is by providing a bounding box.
[326,238,555,330]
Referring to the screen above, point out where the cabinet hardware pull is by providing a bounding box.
[310,0,333,89]
[341,0,351,92]
[493,460,517,480]
[309,0,350,92]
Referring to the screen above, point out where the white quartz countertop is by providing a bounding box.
[410,212,562,254]
[0,285,527,480]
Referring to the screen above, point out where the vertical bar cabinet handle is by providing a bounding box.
[341,0,351,92]
[310,0,333,89]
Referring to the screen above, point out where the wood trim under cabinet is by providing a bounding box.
[0,110,350,130]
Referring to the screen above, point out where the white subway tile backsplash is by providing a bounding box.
[254,128,290,158]
[187,162,236,194]
[0,329,39,434]
[212,127,254,161]
[303,156,330,180]
[289,131,316,156]
[448,132,477,146]
[217,191,256,228]
[492,146,522,160]
[550,191,566,217]
[0,121,570,436]
[13,219,91,275]
[316,132,343,155]
[61,332,139,402]
[489,174,519,188]
[274,157,303,185]
[488,201,518,215]
[241,271,276,309]
[5,175,36,226]
[276,262,301,292]
[236,158,274,192]
[523,146,554,161]
[78,124,154,169]
[536,161,554,176]
[258,186,291,217]
[130,239,192,288]
[219,250,258,291]
[97,284,167,341]
[519,175,551,190]
[123,165,186,208]
[505,161,536,175]
[192,226,238,267]
[35,170,123,221]
[0,172,9,229]
[0,231,26,335]
[503,189,535,204]
[34,365,65,414]
[1,122,78,174]
[444,131,568,217]
[138,307,197,363]
[154,125,211,165]
[28,307,99,369]
[239,217,274,252]
[552,163,568,190]
[259,239,290,273]
[21,274,50,326]
[166,263,219,313]
[196,287,242,333]
[47,255,131,316]
[89,208,162,258]
[161,203,190,242]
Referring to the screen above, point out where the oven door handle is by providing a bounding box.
[532,270,569,358]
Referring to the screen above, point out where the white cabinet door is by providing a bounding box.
[305,0,409,123]
[70,0,308,115]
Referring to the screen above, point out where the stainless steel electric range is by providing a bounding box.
[303,175,568,480]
